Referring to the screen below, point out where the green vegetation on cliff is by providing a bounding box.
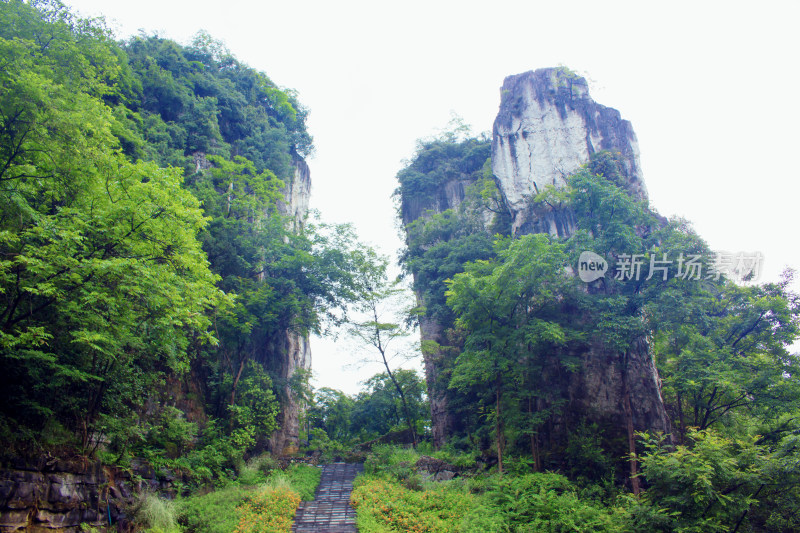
[0,0,372,483]
[397,133,800,530]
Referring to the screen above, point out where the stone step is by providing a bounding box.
[291,462,363,533]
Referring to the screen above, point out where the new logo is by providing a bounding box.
[578,251,608,282]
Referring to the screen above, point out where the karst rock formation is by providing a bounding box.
[403,68,670,451]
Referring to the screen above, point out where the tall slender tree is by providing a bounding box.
[348,253,420,446]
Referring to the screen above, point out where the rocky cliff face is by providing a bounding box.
[493,68,646,235]
[418,316,456,449]
[268,154,313,454]
[266,327,311,455]
[279,153,312,229]
[406,67,670,450]
[401,179,471,226]
[0,458,183,532]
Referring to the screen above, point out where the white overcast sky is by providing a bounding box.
[64,0,800,394]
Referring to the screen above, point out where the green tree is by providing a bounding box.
[446,234,573,474]
[307,388,355,443]
[0,7,223,449]
[649,270,800,442]
[348,252,421,446]
[227,361,280,448]
[351,370,429,440]
[633,426,800,532]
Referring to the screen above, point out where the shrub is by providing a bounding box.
[351,475,473,532]
[178,463,319,532]
[179,485,255,533]
[135,492,181,533]
[634,429,764,532]
[235,453,278,486]
[462,473,631,533]
[352,451,632,533]
[364,444,420,478]
[235,487,301,533]
[303,427,350,462]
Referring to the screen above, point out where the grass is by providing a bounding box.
[281,463,322,501]
[178,484,255,533]
[234,487,301,533]
[136,492,181,533]
[351,476,473,533]
[353,445,633,533]
[177,462,321,533]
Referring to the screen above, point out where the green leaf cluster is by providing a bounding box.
[0,1,376,477]
[0,0,223,450]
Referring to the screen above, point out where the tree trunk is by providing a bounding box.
[620,350,641,495]
[229,357,247,430]
[676,390,686,444]
[496,380,504,476]
[623,389,641,495]
[528,397,541,472]
[372,300,418,447]
[382,351,417,447]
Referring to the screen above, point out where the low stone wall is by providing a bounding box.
[0,458,180,532]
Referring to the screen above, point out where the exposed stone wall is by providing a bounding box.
[279,153,312,230]
[489,68,670,441]
[418,316,455,448]
[268,153,313,454]
[492,68,647,234]
[267,328,311,454]
[400,179,470,226]
[0,459,181,532]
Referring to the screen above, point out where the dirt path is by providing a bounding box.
[291,462,364,533]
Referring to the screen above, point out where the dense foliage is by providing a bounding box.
[152,462,320,533]
[398,132,800,530]
[395,133,490,206]
[0,0,222,452]
[353,435,800,532]
[305,369,430,447]
[352,445,632,533]
[0,0,372,482]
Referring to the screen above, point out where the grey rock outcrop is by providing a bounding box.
[401,179,471,226]
[279,153,312,230]
[492,68,646,235]
[490,68,669,438]
[418,316,455,449]
[0,459,181,532]
[415,455,458,482]
[267,327,311,454]
[268,153,313,454]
